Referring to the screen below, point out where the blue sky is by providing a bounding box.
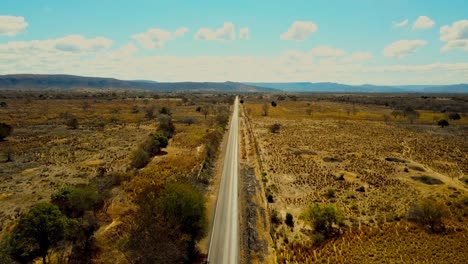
[1,0,467,84]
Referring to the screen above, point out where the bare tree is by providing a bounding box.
[306,108,313,116]
[383,114,390,124]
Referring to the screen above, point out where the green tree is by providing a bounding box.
[158,183,208,261]
[141,132,168,156]
[8,203,70,264]
[158,114,175,138]
[51,186,99,218]
[302,203,342,238]
[0,123,13,141]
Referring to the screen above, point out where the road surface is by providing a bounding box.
[208,96,239,264]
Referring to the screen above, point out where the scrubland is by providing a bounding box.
[242,95,468,263]
[0,91,232,263]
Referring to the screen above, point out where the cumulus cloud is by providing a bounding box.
[393,19,408,28]
[440,20,468,52]
[0,15,28,36]
[280,21,318,41]
[342,52,373,63]
[413,16,435,29]
[383,40,427,58]
[310,46,346,57]
[195,22,235,41]
[239,27,250,40]
[132,27,188,49]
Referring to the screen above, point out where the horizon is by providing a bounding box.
[1,0,468,85]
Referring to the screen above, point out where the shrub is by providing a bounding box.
[142,132,168,156]
[159,106,172,116]
[7,203,70,264]
[144,106,156,120]
[269,123,281,133]
[285,213,294,227]
[182,117,195,125]
[271,101,277,107]
[240,99,244,104]
[158,114,175,138]
[302,203,342,238]
[130,147,151,169]
[0,123,13,140]
[130,105,139,113]
[262,104,269,116]
[66,117,79,129]
[271,209,282,225]
[448,112,461,120]
[325,188,336,198]
[438,119,449,128]
[195,106,202,112]
[408,199,446,232]
[0,101,7,108]
[51,186,99,218]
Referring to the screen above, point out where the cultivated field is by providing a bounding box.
[242,96,468,263]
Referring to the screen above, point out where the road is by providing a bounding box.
[208,96,239,264]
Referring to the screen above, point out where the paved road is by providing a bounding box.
[208,96,239,264]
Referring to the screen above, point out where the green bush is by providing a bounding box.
[407,199,446,232]
[158,114,175,138]
[130,147,151,169]
[142,132,168,156]
[51,186,99,218]
[302,203,342,238]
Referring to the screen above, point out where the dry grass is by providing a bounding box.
[244,99,468,263]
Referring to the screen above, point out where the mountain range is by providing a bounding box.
[0,74,467,93]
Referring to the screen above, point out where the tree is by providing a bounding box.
[144,105,156,120]
[438,119,449,128]
[391,110,402,119]
[407,199,446,233]
[158,183,208,261]
[240,99,244,104]
[403,107,420,124]
[66,117,79,129]
[51,186,99,218]
[262,104,269,116]
[271,101,277,107]
[302,203,342,238]
[448,112,461,120]
[126,186,187,264]
[270,123,281,133]
[8,203,70,264]
[201,105,210,120]
[0,123,13,141]
[195,106,202,112]
[142,132,168,156]
[158,114,176,138]
[0,101,7,108]
[159,106,172,116]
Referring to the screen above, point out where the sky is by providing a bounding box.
[1,0,468,85]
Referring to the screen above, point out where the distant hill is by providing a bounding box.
[247,82,468,93]
[0,74,276,93]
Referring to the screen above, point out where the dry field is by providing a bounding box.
[0,94,218,249]
[242,98,468,263]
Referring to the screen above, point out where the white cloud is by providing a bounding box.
[132,27,187,49]
[393,19,408,28]
[195,22,235,41]
[310,46,346,57]
[54,35,113,52]
[0,16,28,36]
[440,20,468,52]
[239,27,250,40]
[342,52,373,63]
[280,21,318,41]
[413,16,435,30]
[0,35,112,54]
[383,40,427,58]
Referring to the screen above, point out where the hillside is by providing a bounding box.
[0,74,276,93]
[247,82,468,93]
